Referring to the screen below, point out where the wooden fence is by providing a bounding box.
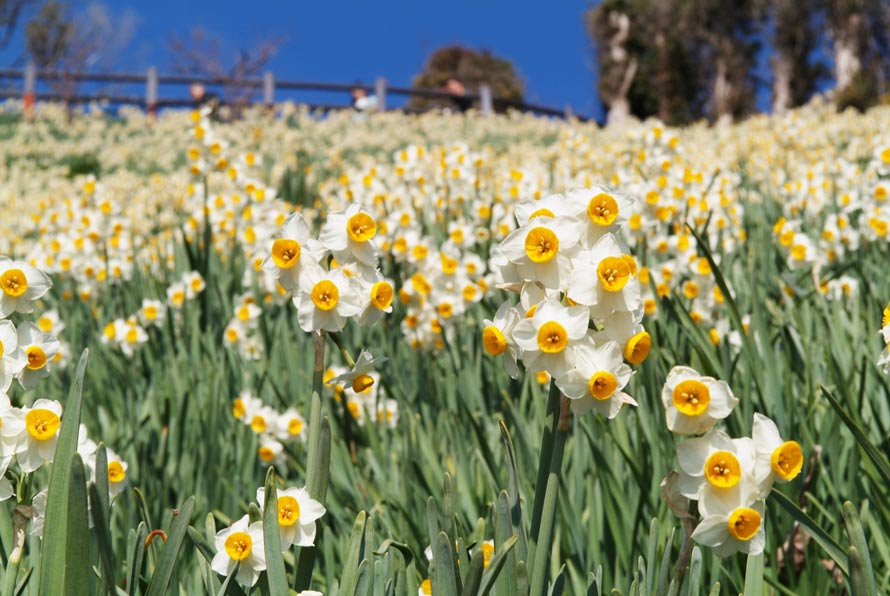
[0,63,585,121]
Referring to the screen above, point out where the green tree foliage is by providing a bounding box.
[0,0,34,48]
[825,0,890,111]
[408,45,524,112]
[771,0,827,113]
[24,0,71,69]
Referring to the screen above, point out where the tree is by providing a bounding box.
[408,45,524,112]
[586,0,706,126]
[771,0,826,114]
[168,27,285,110]
[25,2,138,103]
[825,0,890,110]
[24,0,71,69]
[0,0,34,49]
[690,0,762,123]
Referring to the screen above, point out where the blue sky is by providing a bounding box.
[1,0,605,118]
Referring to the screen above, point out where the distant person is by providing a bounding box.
[190,82,221,118]
[443,77,473,113]
[351,83,378,112]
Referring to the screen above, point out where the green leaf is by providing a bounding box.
[742,552,763,596]
[843,502,877,596]
[144,495,196,596]
[771,489,848,575]
[39,348,89,595]
[263,467,289,596]
[478,535,520,596]
[434,531,460,596]
[822,387,890,486]
[337,511,368,596]
[460,551,485,596]
[63,455,90,596]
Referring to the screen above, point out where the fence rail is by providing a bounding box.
[0,65,585,121]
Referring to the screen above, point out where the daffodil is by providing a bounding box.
[555,339,636,418]
[295,265,362,332]
[15,399,63,473]
[751,413,803,496]
[256,486,326,548]
[329,351,387,395]
[0,320,27,392]
[481,301,521,378]
[564,186,635,247]
[319,204,380,266]
[498,215,582,291]
[661,366,738,435]
[210,515,267,588]
[566,234,641,317]
[512,298,589,378]
[263,212,325,291]
[0,394,24,459]
[691,478,765,557]
[675,429,755,500]
[0,258,52,317]
[16,322,60,390]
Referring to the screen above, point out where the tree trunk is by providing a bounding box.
[772,53,793,114]
[832,13,863,91]
[713,55,733,124]
[607,57,637,127]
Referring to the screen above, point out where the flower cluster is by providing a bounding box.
[661,366,803,556]
[231,390,308,465]
[211,485,325,588]
[263,210,394,333]
[323,351,397,428]
[482,189,649,418]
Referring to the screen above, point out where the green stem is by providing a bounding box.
[529,384,570,596]
[529,380,562,543]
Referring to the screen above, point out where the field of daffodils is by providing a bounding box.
[0,99,889,595]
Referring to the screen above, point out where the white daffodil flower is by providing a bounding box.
[0,258,52,317]
[256,485,326,548]
[661,366,738,435]
[751,413,804,497]
[512,298,589,378]
[211,515,267,588]
[556,338,636,419]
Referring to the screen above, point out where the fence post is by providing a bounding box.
[375,77,387,112]
[146,67,158,119]
[479,84,493,116]
[263,71,275,110]
[23,61,36,118]
[563,105,573,120]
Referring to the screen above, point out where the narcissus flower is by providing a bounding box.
[567,234,641,317]
[675,429,755,500]
[211,515,267,588]
[0,258,52,317]
[0,320,27,392]
[256,486,326,548]
[691,479,765,557]
[512,298,589,377]
[499,216,582,290]
[329,350,387,394]
[295,265,362,332]
[319,204,380,266]
[661,367,738,435]
[15,399,63,473]
[751,413,803,495]
[0,394,25,459]
[481,301,521,378]
[263,212,325,291]
[555,339,636,418]
[16,322,60,390]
